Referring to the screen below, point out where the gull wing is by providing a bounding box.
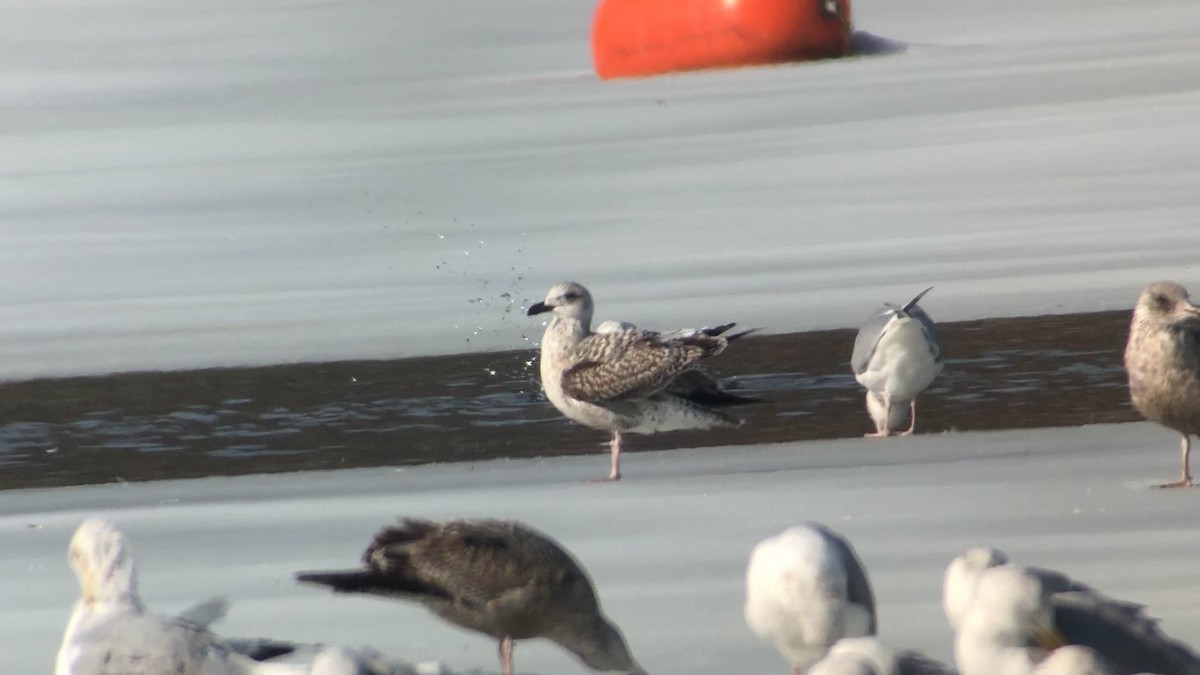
[851,308,897,375]
[562,329,727,403]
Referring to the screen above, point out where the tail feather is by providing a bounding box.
[295,569,450,600]
[725,327,762,342]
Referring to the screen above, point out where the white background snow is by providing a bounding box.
[4,0,1199,379]
[3,0,1200,673]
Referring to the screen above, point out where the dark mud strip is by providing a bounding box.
[0,311,1137,490]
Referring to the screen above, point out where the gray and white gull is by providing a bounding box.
[528,281,756,481]
[744,523,877,675]
[806,637,955,675]
[945,546,1200,675]
[55,518,305,675]
[309,646,452,675]
[851,287,942,437]
[1124,280,1200,488]
[296,518,645,675]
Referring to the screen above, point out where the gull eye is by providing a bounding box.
[1153,293,1171,310]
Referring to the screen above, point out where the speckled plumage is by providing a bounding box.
[1124,281,1200,487]
[296,518,643,675]
[528,281,753,480]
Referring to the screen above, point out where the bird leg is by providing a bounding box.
[1157,435,1194,488]
[864,397,892,438]
[900,400,918,436]
[498,636,514,675]
[586,431,623,482]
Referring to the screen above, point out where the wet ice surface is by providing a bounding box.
[0,311,1136,489]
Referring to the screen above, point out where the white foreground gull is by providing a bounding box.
[850,287,942,437]
[954,565,1066,675]
[528,281,756,481]
[744,523,877,675]
[1033,646,1116,675]
[1123,280,1200,488]
[55,518,306,675]
[945,548,1200,675]
[807,637,955,675]
[310,646,453,675]
[296,518,645,675]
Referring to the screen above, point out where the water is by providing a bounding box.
[0,310,1135,490]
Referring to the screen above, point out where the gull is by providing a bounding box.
[528,281,756,481]
[850,287,942,437]
[744,523,877,675]
[945,547,1200,675]
[807,637,955,675]
[1123,281,1200,488]
[954,565,1067,675]
[1033,646,1116,675]
[309,646,453,675]
[55,518,305,675]
[296,518,645,675]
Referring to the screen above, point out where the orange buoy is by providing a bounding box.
[590,0,851,80]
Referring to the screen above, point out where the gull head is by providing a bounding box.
[527,281,595,325]
[1133,281,1200,328]
[68,518,139,607]
[963,566,1064,653]
[557,614,646,675]
[944,546,1009,629]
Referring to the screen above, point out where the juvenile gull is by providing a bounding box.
[744,523,877,675]
[528,281,755,481]
[55,518,305,675]
[807,637,955,675]
[850,287,942,437]
[295,518,645,675]
[1123,280,1200,487]
[945,547,1200,675]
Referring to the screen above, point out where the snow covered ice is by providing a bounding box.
[2,0,1199,378]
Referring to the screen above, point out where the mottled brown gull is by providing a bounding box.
[850,287,943,437]
[1123,280,1200,488]
[295,518,645,675]
[528,281,756,481]
[744,523,877,675]
[945,547,1200,675]
[55,518,306,675]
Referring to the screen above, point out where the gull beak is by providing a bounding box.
[1177,300,1200,325]
[1032,625,1068,651]
[527,301,552,316]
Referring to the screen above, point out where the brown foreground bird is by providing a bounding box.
[295,518,645,675]
[1124,281,1200,488]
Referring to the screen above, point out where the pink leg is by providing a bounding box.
[586,431,623,482]
[899,400,918,436]
[498,636,514,675]
[1157,435,1195,489]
